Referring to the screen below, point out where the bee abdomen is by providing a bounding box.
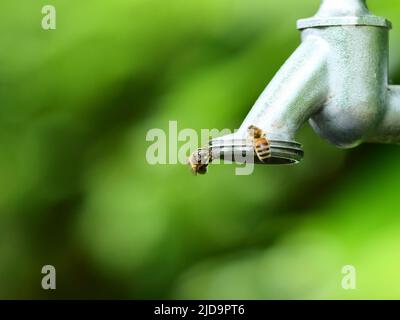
[254,138,271,163]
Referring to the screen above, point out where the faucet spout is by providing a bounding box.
[208,34,329,166]
[239,36,329,142]
[191,0,397,174]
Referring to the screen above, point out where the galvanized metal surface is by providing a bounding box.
[203,0,400,168]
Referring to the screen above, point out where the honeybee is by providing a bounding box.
[188,147,212,175]
[248,125,271,163]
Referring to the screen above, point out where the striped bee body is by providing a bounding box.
[248,125,271,163]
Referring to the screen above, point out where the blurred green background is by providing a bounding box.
[1,0,400,299]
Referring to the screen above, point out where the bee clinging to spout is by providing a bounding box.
[248,125,271,163]
[188,147,212,175]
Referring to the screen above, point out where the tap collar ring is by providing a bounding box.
[297,16,392,30]
[209,139,304,165]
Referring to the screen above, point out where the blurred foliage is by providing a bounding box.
[0,0,400,299]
